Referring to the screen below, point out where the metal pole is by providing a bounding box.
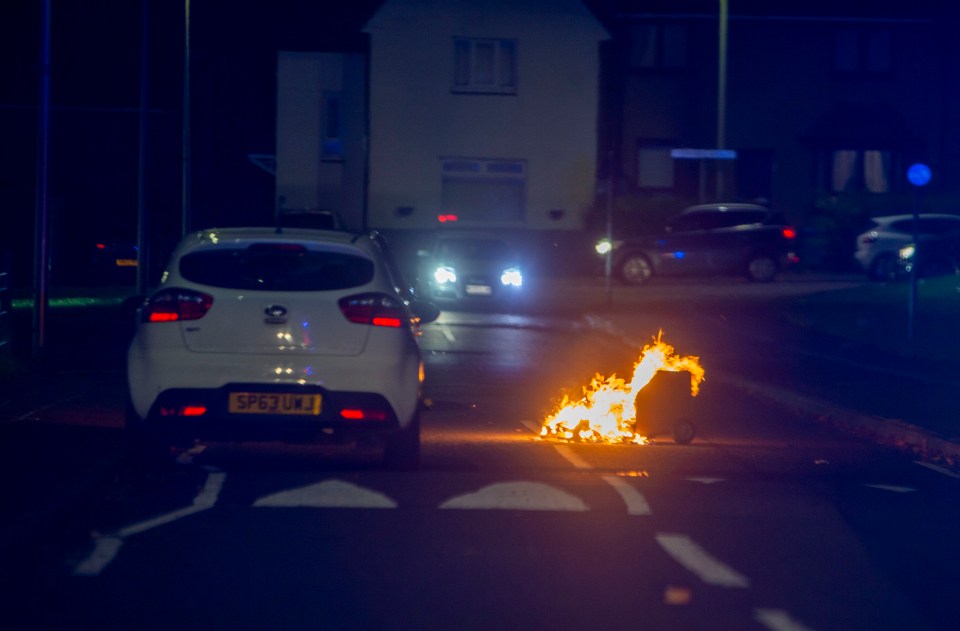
[908,187,919,340]
[32,0,52,364]
[716,0,728,200]
[137,0,150,295]
[604,151,614,309]
[182,0,192,236]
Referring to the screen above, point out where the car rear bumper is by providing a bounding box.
[144,384,404,445]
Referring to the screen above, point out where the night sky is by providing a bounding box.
[0,0,380,287]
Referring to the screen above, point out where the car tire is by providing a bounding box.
[383,412,421,471]
[869,253,899,281]
[746,254,778,282]
[619,253,654,285]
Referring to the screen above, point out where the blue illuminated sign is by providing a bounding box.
[907,163,931,187]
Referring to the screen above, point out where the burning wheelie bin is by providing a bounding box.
[633,370,699,444]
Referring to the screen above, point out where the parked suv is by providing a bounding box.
[853,214,960,280]
[126,227,439,470]
[597,203,798,285]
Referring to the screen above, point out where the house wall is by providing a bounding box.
[276,51,367,230]
[364,0,608,231]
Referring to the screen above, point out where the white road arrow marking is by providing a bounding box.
[253,480,398,509]
[73,471,226,577]
[440,481,589,511]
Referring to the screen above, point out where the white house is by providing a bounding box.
[275,0,608,233]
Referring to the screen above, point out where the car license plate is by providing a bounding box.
[115,258,138,267]
[228,392,322,415]
[465,284,492,295]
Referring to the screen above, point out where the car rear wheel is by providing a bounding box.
[383,412,421,471]
[746,254,778,282]
[619,254,654,285]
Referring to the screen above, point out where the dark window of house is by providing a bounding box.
[630,24,688,70]
[833,29,892,76]
[829,149,892,193]
[322,92,342,158]
[453,38,517,94]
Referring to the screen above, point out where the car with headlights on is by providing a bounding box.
[418,232,524,303]
[126,227,439,470]
[596,203,798,285]
[897,233,960,279]
[853,214,960,280]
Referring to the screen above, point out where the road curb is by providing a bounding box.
[586,313,960,469]
[714,373,960,467]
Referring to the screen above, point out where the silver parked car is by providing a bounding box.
[854,214,960,280]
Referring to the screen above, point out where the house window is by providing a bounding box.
[833,29,892,76]
[629,24,688,70]
[441,158,525,222]
[322,91,342,158]
[453,38,517,94]
[830,149,891,193]
[637,143,675,189]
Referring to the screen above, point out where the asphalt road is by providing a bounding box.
[2,276,959,630]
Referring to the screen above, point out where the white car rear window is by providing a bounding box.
[179,243,374,291]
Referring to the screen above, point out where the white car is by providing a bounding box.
[854,214,960,280]
[126,227,439,469]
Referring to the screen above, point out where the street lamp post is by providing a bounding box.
[716,0,728,200]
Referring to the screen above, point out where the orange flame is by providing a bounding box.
[539,331,704,444]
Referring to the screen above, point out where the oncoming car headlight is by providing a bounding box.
[500,267,523,288]
[899,244,916,261]
[595,239,612,255]
[433,266,457,285]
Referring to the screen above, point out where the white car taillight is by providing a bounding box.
[338,293,407,328]
[141,288,214,323]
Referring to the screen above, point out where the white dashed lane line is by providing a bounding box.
[654,532,750,589]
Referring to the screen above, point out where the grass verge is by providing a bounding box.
[781,274,960,365]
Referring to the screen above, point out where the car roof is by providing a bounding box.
[172,227,377,257]
[681,203,770,214]
[870,213,960,224]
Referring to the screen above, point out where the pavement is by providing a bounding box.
[2,273,960,555]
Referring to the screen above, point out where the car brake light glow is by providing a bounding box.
[782,227,797,240]
[338,293,407,328]
[340,408,388,421]
[437,214,459,223]
[159,404,208,417]
[141,288,214,323]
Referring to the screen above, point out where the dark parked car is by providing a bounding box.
[597,203,799,285]
[417,232,524,302]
